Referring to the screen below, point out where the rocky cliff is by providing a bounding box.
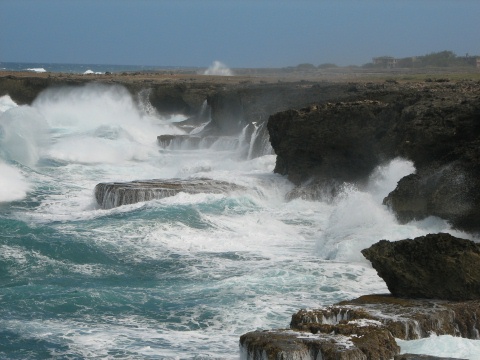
[267,80,480,232]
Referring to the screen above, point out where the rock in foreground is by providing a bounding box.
[361,233,480,301]
[95,178,245,209]
[241,294,480,359]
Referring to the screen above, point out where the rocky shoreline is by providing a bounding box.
[2,71,480,359]
[241,234,480,359]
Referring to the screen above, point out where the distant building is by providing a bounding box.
[372,56,398,68]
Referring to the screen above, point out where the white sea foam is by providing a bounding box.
[203,61,233,76]
[0,94,18,113]
[32,83,184,165]
[2,84,475,359]
[0,105,49,167]
[316,158,472,262]
[26,67,47,73]
[83,69,104,75]
[0,162,30,202]
[397,335,480,359]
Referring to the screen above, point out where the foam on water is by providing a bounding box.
[0,162,31,202]
[397,335,480,359]
[26,67,47,73]
[316,159,472,262]
[0,83,476,359]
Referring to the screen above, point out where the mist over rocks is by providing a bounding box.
[267,80,480,232]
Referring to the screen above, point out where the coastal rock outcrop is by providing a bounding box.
[361,233,480,301]
[94,178,246,209]
[267,80,480,231]
[268,100,398,185]
[241,294,480,359]
[206,82,357,136]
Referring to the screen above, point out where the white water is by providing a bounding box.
[398,335,480,359]
[1,85,479,358]
[203,60,233,76]
[26,67,47,73]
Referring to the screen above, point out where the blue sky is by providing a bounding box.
[1,0,479,68]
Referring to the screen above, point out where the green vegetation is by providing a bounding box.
[318,63,338,69]
[365,50,479,69]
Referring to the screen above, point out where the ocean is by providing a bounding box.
[0,61,190,74]
[0,65,479,359]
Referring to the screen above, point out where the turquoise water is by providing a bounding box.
[0,84,476,359]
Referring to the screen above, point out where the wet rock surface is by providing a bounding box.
[267,80,480,232]
[361,233,480,301]
[94,178,246,209]
[241,294,480,360]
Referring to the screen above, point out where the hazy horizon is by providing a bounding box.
[1,0,479,68]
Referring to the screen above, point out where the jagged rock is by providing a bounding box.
[157,134,225,149]
[207,82,357,136]
[268,101,397,185]
[267,81,480,232]
[241,294,480,359]
[240,329,370,360]
[361,233,480,301]
[296,294,480,340]
[285,179,344,202]
[383,163,480,231]
[94,178,246,209]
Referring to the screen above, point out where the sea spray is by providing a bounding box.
[32,83,184,164]
[0,99,48,202]
[0,94,18,113]
[203,61,233,76]
[315,158,472,262]
[0,84,477,358]
[0,162,31,202]
[0,106,49,167]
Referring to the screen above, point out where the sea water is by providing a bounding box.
[0,84,479,359]
[0,61,191,74]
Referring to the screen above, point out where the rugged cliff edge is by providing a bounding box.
[267,80,480,232]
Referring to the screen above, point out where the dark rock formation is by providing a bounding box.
[361,233,480,301]
[395,355,467,360]
[94,178,246,209]
[205,82,359,136]
[268,101,398,185]
[0,73,218,116]
[267,81,480,231]
[383,162,480,232]
[241,294,480,359]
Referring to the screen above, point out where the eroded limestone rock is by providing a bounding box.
[240,294,480,360]
[94,178,246,209]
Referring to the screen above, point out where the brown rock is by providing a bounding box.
[361,234,480,301]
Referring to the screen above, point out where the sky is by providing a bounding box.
[1,0,479,68]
